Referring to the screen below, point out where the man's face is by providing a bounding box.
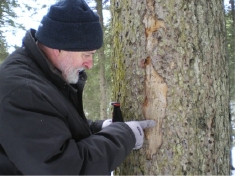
[56,50,96,84]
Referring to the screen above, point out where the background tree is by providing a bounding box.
[0,33,8,63]
[0,0,17,63]
[226,0,235,100]
[82,0,112,120]
[83,24,112,120]
[111,0,230,175]
[96,0,108,119]
[226,0,235,160]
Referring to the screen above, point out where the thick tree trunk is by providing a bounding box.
[96,0,107,119]
[111,0,230,175]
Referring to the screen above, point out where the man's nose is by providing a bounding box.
[83,58,93,69]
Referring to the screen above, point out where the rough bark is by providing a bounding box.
[111,0,230,175]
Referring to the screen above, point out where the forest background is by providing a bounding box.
[0,0,234,174]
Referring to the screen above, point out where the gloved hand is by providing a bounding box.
[125,120,156,150]
[102,119,113,129]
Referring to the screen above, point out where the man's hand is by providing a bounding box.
[125,120,156,150]
[102,119,156,150]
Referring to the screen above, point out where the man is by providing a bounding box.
[0,0,156,174]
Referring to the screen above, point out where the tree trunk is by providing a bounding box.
[231,0,235,57]
[110,0,230,175]
[96,0,108,119]
[230,0,235,100]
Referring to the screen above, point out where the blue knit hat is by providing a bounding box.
[35,0,103,51]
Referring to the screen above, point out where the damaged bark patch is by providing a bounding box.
[143,57,168,159]
[142,4,167,160]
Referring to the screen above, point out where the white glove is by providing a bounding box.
[102,119,113,129]
[125,120,156,150]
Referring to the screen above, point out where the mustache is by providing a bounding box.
[78,68,86,81]
[79,68,85,73]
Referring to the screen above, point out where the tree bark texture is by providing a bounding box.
[110,0,230,175]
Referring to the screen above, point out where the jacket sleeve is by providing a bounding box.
[87,119,104,133]
[0,86,135,175]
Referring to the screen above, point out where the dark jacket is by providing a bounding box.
[0,29,135,175]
